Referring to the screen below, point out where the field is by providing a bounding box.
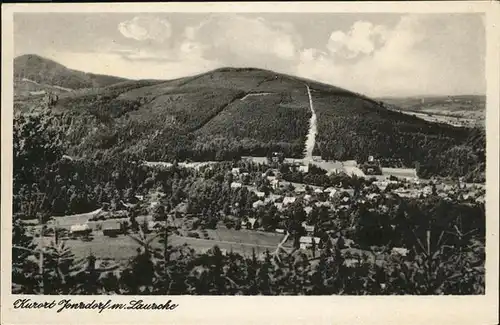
[35,226,290,262]
[381,167,417,179]
[343,165,366,177]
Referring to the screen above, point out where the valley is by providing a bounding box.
[12,54,486,296]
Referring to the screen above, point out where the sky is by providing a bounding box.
[14,12,486,97]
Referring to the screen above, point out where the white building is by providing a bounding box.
[252,200,265,209]
[231,168,241,176]
[271,178,280,189]
[298,165,309,173]
[283,197,296,205]
[274,202,284,210]
[242,217,257,229]
[230,182,242,189]
[255,191,266,198]
[301,222,315,234]
[391,247,409,257]
[70,224,91,235]
[328,189,338,198]
[299,236,321,250]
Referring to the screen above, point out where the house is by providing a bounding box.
[283,197,296,205]
[299,236,321,250]
[373,181,386,188]
[255,191,266,198]
[135,195,144,201]
[328,189,338,198]
[315,201,330,208]
[337,196,351,209]
[295,187,307,194]
[240,172,250,183]
[275,228,285,234]
[231,168,241,176]
[367,193,380,200]
[242,217,257,229]
[271,152,285,163]
[147,221,166,232]
[314,188,323,194]
[323,187,336,193]
[304,206,313,215]
[344,258,361,268]
[29,90,47,96]
[70,224,92,236]
[327,168,341,175]
[343,160,358,167]
[298,165,309,173]
[342,189,355,197]
[147,221,158,232]
[252,200,265,209]
[422,186,433,195]
[267,176,277,182]
[391,247,409,257]
[271,179,280,189]
[301,222,315,234]
[102,221,122,237]
[344,238,355,248]
[230,182,242,189]
[274,202,284,210]
[304,194,312,201]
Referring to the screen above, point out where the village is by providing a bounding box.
[26,153,486,269]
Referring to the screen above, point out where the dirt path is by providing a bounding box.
[240,92,274,101]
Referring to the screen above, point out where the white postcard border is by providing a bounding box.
[1,2,499,325]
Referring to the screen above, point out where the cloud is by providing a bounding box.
[118,16,172,42]
[296,14,485,97]
[33,13,483,97]
[182,15,301,69]
[327,21,387,59]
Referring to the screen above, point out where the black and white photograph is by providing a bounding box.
[1,2,499,324]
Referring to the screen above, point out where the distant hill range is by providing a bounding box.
[14,54,128,96]
[13,54,485,182]
[378,95,485,128]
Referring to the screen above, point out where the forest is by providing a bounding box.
[13,62,486,183]
[311,93,485,182]
[12,109,485,295]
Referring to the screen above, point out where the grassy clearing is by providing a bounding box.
[35,228,287,262]
[381,167,417,179]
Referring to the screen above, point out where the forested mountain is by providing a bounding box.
[13,56,485,181]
